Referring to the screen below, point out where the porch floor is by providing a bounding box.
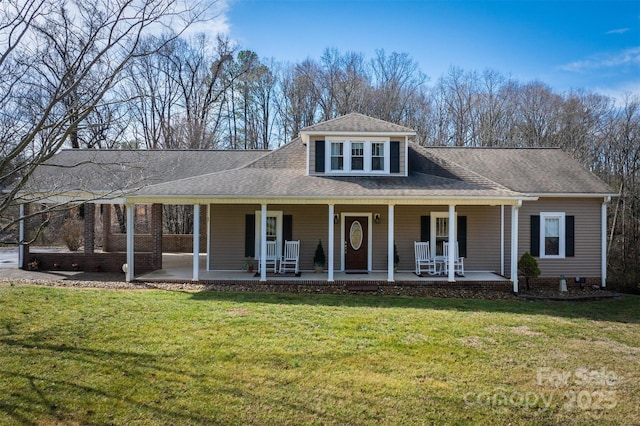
[135,253,509,283]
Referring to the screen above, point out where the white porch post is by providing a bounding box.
[510,201,521,293]
[260,203,267,282]
[126,203,135,282]
[206,204,211,272]
[448,204,456,283]
[18,203,25,269]
[601,196,610,288]
[328,204,335,282]
[387,204,395,282]
[500,205,505,276]
[192,204,200,281]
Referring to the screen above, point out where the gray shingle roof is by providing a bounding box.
[420,147,614,195]
[22,114,615,202]
[134,139,521,199]
[24,149,268,196]
[300,113,416,134]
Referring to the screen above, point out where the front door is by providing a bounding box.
[345,216,368,271]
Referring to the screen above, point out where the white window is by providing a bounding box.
[325,138,390,174]
[540,212,565,258]
[351,142,364,171]
[330,142,343,171]
[371,142,384,171]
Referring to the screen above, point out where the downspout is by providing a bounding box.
[500,205,504,276]
[602,196,611,288]
[510,200,522,293]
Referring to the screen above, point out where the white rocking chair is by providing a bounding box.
[443,241,464,276]
[414,241,436,275]
[279,240,300,274]
[258,240,278,273]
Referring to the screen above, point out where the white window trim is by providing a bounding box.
[326,137,390,175]
[255,210,283,257]
[430,212,456,257]
[540,212,565,259]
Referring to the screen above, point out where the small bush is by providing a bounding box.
[313,240,326,267]
[518,252,540,290]
[61,216,83,251]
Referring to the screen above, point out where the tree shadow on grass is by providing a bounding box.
[188,289,640,323]
[0,336,221,425]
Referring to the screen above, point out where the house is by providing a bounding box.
[17,113,615,292]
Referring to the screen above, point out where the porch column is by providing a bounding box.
[387,204,395,282]
[328,204,335,282]
[206,204,211,272]
[260,203,267,282]
[125,203,135,282]
[18,203,27,269]
[601,196,610,288]
[102,205,111,252]
[84,203,95,254]
[500,206,505,276]
[510,201,521,293]
[151,203,163,270]
[192,204,200,281]
[448,204,456,283]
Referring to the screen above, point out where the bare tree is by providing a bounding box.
[0,0,211,226]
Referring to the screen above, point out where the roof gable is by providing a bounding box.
[300,113,415,135]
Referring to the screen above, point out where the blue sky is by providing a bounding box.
[213,0,639,102]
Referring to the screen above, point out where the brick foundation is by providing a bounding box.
[521,276,602,289]
[29,252,155,274]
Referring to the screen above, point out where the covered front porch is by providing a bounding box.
[135,253,512,293]
[120,198,527,292]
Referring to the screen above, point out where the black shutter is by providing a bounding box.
[283,214,293,252]
[245,214,255,257]
[390,141,400,173]
[457,216,467,257]
[566,215,575,257]
[420,216,430,242]
[530,215,540,257]
[315,140,325,173]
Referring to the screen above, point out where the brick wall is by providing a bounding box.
[522,276,602,289]
[106,234,206,252]
[30,252,155,274]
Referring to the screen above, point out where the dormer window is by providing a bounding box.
[351,143,364,170]
[330,142,344,171]
[371,143,384,171]
[326,137,391,174]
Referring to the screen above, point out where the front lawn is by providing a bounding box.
[0,284,638,425]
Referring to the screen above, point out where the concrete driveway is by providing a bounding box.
[0,247,18,268]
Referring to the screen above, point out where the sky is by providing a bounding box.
[206,0,640,102]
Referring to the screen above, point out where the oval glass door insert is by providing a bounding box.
[350,220,363,250]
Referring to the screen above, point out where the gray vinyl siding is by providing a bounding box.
[394,205,504,273]
[519,198,603,278]
[209,199,604,277]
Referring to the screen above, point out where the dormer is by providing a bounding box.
[300,113,416,177]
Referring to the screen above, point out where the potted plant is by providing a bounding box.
[313,240,326,273]
[518,252,540,291]
[244,257,254,273]
[28,258,39,271]
[393,243,400,272]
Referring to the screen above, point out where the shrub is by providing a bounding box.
[313,240,326,267]
[518,252,540,290]
[61,216,84,251]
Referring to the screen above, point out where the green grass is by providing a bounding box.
[0,284,638,425]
